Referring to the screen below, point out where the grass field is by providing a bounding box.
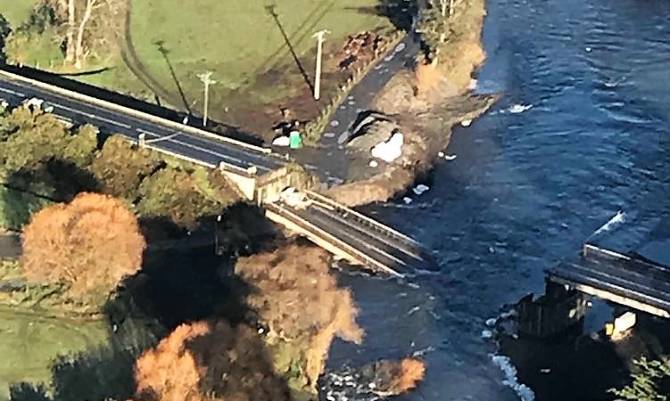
[2,0,395,138]
[108,0,393,136]
[0,0,35,29]
[0,306,108,399]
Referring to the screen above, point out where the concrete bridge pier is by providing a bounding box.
[517,280,588,338]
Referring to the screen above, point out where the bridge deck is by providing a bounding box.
[266,198,436,277]
[0,69,286,174]
[548,244,670,318]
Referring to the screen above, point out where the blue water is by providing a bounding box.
[327,0,670,399]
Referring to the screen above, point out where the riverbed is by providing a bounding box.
[326,0,670,399]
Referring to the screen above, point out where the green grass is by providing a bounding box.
[0,0,37,29]
[84,0,393,135]
[0,306,108,400]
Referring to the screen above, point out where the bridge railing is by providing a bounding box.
[305,190,424,248]
[265,203,404,277]
[0,68,286,160]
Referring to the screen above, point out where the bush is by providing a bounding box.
[90,135,162,201]
[21,192,146,302]
[137,166,221,229]
[611,357,670,401]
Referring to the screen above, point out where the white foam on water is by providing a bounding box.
[490,354,536,401]
[508,104,534,114]
[591,210,625,237]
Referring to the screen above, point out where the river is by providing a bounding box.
[326,0,670,400]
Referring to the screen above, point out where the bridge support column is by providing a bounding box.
[517,280,587,338]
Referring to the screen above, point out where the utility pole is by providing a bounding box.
[313,29,330,100]
[197,71,216,127]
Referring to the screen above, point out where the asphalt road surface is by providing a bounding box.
[282,200,436,275]
[0,72,286,174]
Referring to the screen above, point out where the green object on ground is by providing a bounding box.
[0,306,109,399]
[289,131,303,149]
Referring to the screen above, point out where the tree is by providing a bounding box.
[21,192,146,301]
[90,135,162,200]
[235,244,363,388]
[43,0,125,68]
[63,123,99,167]
[137,166,221,229]
[134,321,291,401]
[0,106,70,172]
[611,357,670,401]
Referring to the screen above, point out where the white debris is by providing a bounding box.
[486,318,497,327]
[461,119,472,127]
[490,354,536,401]
[481,329,494,339]
[468,78,478,90]
[540,368,551,374]
[272,136,290,146]
[403,197,413,204]
[371,132,404,162]
[280,187,308,208]
[444,154,458,161]
[438,151,445,157]
[508,104,533,114]
[369,160,379,168]
[585,47,592,52]
[412,184,430,195]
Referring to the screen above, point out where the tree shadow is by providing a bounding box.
[346,0,418,31]
[0,159,101,229]
[265,4,315,95]
[153,40,193,115]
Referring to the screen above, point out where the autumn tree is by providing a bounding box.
[235,244,364,388]
[134,321,291,401]
[21,192,145,301]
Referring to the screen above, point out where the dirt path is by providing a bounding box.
[119,1,183,109]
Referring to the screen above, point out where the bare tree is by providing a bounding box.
[74,0,102,68]
[66,0,76,62]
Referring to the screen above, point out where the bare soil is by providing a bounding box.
[326,0,496,206]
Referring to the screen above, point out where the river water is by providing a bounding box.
[326,0,670,400]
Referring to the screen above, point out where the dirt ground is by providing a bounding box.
[325,0,495,206]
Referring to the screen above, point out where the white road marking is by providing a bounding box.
[137,128,261,170]
[55,103,132,128]
[0,86,25,97]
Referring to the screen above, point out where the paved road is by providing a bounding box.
[300,29,421,185]
[0,72,286,174]
[273,199,436,275]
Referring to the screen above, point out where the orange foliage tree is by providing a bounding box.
[21,192,146,299]
[134,321,290,401]
[235,244,364,387]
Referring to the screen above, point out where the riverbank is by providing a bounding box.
[325,0,496,206]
